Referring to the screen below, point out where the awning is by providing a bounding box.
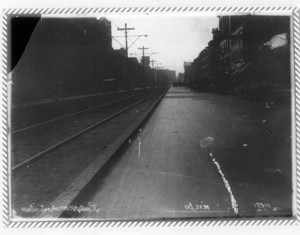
[264,33,288,50]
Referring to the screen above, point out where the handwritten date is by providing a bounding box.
[253,202,271,209]
[185,202,210,211]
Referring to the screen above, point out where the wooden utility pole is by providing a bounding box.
[138,46,149,89]
[150,59,156,87]
[118,23,135,91]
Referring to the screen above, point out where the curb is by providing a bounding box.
[38,88,168,218]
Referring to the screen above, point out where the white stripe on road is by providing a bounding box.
[209,152,239,215]
[138,137,141,159]
[199,137,238,215]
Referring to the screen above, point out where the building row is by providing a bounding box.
[184,15,290,97]
[11,17,170,105]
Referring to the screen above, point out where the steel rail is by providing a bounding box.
[11,92,151,134]
[12,91,161,171]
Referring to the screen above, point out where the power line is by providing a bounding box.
[109,18,146,50]
[150,60,156,69]
[117,23,135,91]
[150,59,156,87]
[109,19,120,29]
[138,46,149,90]
[128,35,148,49]
[117,24,135,58]
[109,19,155,89]
[112,37,125,48]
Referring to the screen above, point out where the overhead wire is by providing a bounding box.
[108,17,147,54]
[108,17,159,68]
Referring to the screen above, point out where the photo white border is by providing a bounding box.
[1,0,300,233]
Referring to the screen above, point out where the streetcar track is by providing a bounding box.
[12,91,163,171]
[12,91,152,134]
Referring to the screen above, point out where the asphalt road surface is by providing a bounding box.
[67,87,292,220]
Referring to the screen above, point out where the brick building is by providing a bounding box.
[218,15,290,94]
[188,15,290,96]
[190,27,222,91]
[183,62,192,88]
[12,17,114,104]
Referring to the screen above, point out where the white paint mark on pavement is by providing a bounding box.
[208,152,239,215]
[138,137,141,159]
[243,144,248,147]
[199,137,214,148]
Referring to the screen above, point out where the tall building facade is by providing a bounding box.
[183,62,192,87]
[12,17,114,104]
[189,27,222,91]
[187,15,290,95]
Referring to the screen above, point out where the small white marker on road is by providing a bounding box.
[199,137,214,149]
[138,137,141,159]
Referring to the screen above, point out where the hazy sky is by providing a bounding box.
[106,15,219,75]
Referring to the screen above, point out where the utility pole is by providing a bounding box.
[138,46,149,89]
[156,66,164,87]
[150,59,156,87]
[117,23,135,91]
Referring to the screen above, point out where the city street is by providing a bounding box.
[6,13,296,226]
[67,87,292,219]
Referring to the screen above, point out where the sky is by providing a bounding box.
[106,14,219,75]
